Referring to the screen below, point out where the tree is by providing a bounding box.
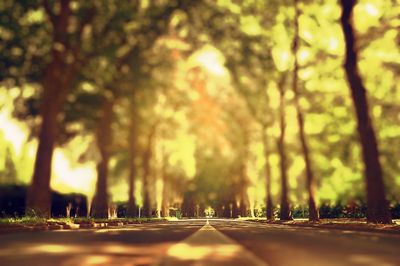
[196,0,278,219]
[15,0,192,218]
[339,0,391,224]
[231,74,275,219]
[141,122,157,218]
[122,0,198,218]
[291,0,319,221]
[277,74,292,221]
[90,93,114,218]
[126,95,139,217]
[160,153,170,217]
[26,0,95,217]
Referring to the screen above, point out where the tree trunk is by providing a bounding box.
[26,0,74,218]
[142,155,151,218]
[239,197,247,217]
[292,0,319,221]
[232,201,239,218]
[161,174,169,217]
[238,159,249,218]
[26,80,64,217]
[160,149,169,217]
[262,126,273,220]
[223,203,231,218]
[277,74,292,221]
[340,0,391,224]
[91,97,114,219]
[182,193,196,217]
[141,189,151,218]
[142,125,156,218]
[161,185,169,217]
[199,204,205,218]
[126,106,138,217]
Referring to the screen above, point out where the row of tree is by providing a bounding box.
[1,0,197,218]
[1,0,398,224]
[182,0,394,223]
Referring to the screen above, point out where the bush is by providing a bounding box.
[292,206,309,219]
[0,185,87,218]
[0,185,26,217]
[319,203,343,218]
[390,203,400,219]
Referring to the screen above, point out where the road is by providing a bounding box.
[0,219,399,266]
[212,219,400,266]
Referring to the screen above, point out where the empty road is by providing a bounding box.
[0,219,399,266]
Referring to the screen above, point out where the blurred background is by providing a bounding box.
[0,0,399,221]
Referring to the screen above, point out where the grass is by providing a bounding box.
[0,216,169,226]
[237,216,267,221]
[0,217,47,225]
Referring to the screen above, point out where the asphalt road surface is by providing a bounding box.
[0,219,399,266]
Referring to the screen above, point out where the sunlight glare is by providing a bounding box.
[167,243,240,260]
[298,48,311,65]
[0,113,26,156]
[364,3,380,17]
[272,47,291,72]
[0,90,28,156]
[31,244,73,253]
[51,149,97,197]
[191,46,227,76]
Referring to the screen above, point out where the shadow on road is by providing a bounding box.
[0,221,204,266]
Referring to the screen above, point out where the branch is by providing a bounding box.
[359,23,398,51]
[77,6,96,42]
[228,62,268,126]
[42,0,56,25]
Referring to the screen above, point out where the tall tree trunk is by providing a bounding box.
[223,202,231,218]
[91,97,114,219]
[142,125,156,218]
[126,105,138,217]
[340,0,391,224]
[26,78,65,217]
[142,155,151,218]
[292,0,319,221]
[262,126,273,220]
[199,204,205,218]
[239,197,247,217]
[238,159,249,217]
[161,179,169,217]
[160,148,169,217]
[182,193,196,217]
[232,200,239,218]
[26,0,73,217]
[161,166,169,217]
[277,74,292,221]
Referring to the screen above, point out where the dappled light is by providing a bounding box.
[0,241,170,266]
[1,0,399,221]
[160,222,268,266]
[0,0,400,265]
[0,221,205,265]
[167,243,240,260]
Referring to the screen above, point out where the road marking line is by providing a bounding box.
[154,222,268,266]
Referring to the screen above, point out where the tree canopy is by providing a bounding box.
[0,0,399,223]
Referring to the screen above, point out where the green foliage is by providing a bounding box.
[0,216,47,225]
[0,0,399,218]
[0,147,17,184]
